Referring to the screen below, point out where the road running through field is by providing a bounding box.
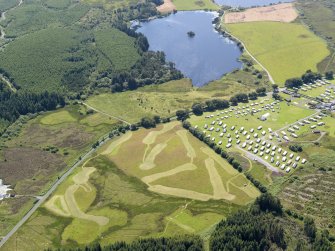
[0,132,111,248]
[82,102,131,125]
[236,145,279,173]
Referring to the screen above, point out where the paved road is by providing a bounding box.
[82,102,131,125]
[236,110,323,174]
[236,145,279,173]
[273,110,320,136]
[0,135,110,248]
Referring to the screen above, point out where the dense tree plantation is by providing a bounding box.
[0,82,64,135]
[52,236,203,251]
[0,0,182,132]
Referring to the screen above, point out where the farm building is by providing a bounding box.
[0,179,11,200]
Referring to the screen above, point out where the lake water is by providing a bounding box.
[214,0,293,8]
[136,11,242,87]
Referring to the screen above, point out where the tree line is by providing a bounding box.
[285,70,324,89]
[54,193,334,250]
[107,51,183,93]
[51,235,203,251]
[0,82,65,124]
[188,88,267,117]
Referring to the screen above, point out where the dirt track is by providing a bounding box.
[140,143,167,170]
[142,122,178,145]
[177,130,196,161]
[148,185,213,201]
[205,158,235,200]
[156,0,176,13]
[224,3,298,24]
[201,147,236,175]
[45,166,109,226]
[142,163,197,184]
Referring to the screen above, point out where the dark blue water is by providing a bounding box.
[214,0,293,7]
[136,11,242,87]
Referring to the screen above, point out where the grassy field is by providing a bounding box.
[2,124,250,250]
[224,22,330,85]
[296,0,335,73]
[86,71,270,124]
[0,104,120,237]
[172,0,219,11]
[103,122,259,203]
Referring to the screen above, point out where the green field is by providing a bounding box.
[103,122,259,203]
[86,72,270,124]
[2,123,252,250]
[296,0,335,72]
[224,22,330,85]
[172,0,219,10]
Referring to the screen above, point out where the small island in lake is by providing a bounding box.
[187,31,195,37]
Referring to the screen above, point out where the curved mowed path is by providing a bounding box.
[103,122,260,204]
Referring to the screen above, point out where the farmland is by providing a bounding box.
[224,22,330,85]
[172,0,219,11]
[1,122,254,250]
[296,0,335,73]
[224,3,298,24]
